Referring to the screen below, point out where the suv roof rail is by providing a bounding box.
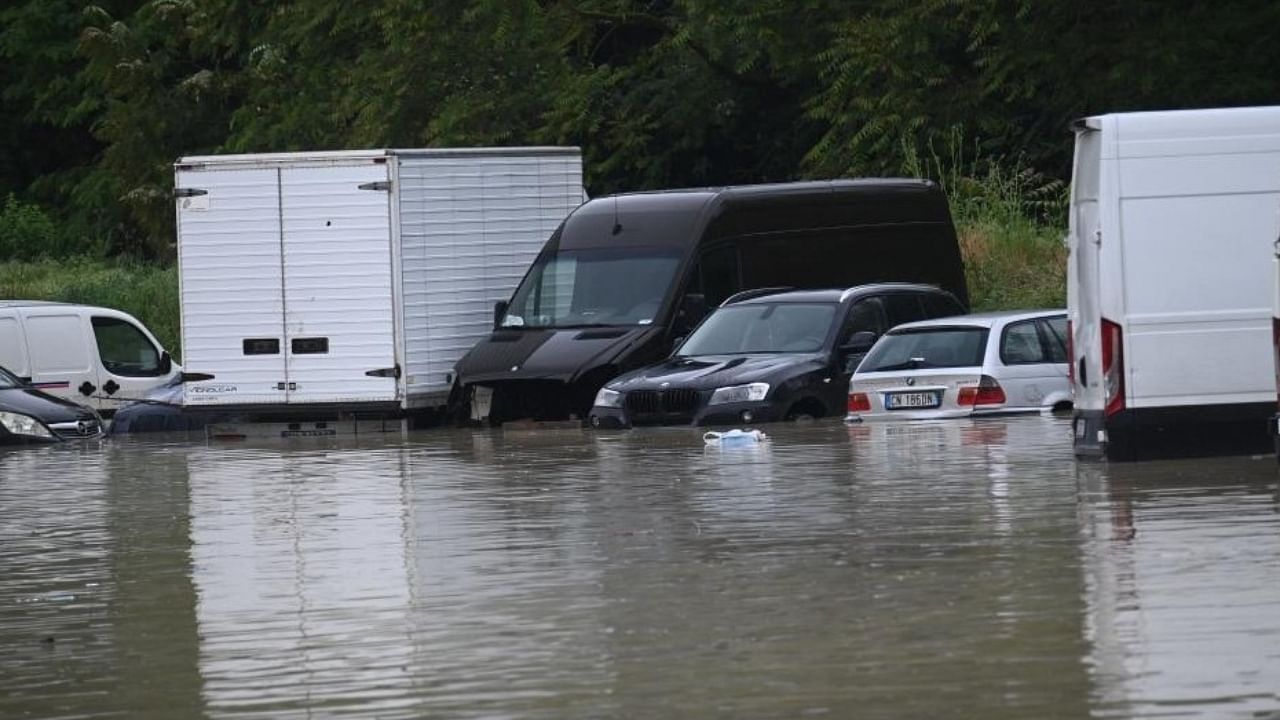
[720,286,795,306]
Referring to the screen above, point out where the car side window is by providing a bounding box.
[880,293,926,328]
[91,316,163,377]
[838,299,884,345]
[1000,320,1048,365]
[1039,316,1068,363]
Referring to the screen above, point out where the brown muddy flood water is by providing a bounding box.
[1,416,1278,719]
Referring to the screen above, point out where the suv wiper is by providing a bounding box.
[868,357,929,372]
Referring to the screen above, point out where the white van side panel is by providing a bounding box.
[178,167,289,406]
[397,152,583,401]
[1115,129,1280,408]
[280,163,397,404]
[0,315,29,378]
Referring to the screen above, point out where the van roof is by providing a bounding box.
[0,300,73,309]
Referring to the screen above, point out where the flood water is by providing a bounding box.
[1,416,1278,719]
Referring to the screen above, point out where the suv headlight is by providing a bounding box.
[0,411,55,439]
[708,382,770,405]
[593,387,623,408]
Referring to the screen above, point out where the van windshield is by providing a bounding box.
[502,248,682,328]
[678,303,838,356]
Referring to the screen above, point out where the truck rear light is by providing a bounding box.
[957,376,1006,407]
[847,392,871,413]
[1102,318,1124,416]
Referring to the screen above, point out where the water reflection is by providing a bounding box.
[0,418,1277,718]
[1077,457,1280,719]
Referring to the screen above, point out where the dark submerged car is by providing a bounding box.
[0,364,103,444]
[588,284,965,428]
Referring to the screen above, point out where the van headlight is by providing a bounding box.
[0,411,55,439]
[708,382,770,405]
[593,387,623,408]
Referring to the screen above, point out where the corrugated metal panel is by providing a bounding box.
[281,163,398,404]
[178,167,289,406]
[397,153,583,398]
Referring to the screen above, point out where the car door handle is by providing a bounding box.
[103,380,120,395]
[79,381,96,396]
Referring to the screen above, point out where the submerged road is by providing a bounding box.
[1,416,1278,718]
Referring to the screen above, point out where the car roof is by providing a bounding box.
[724,283,950,306]
[887,309,1066,331]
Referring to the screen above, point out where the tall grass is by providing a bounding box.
[0,258,181,359]
[901,130,1068,311]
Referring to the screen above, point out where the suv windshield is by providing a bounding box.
[503,248,682,328]
[678,302,837,356]
[860,327,989,372]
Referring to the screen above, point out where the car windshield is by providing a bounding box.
[860,327,989,372]
[677,302,838,356]
[503,247,682,328]
[0,366,20,389]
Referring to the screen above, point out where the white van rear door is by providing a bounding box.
[178,167,289,406]
[0,314,30,379]
[21,311,97,407]
[1068,122,1104,412]
[280,163,397,404]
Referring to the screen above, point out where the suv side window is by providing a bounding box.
[880,293,926,328]
[922,292,964,319]
[837,298,885,345]
[1000,320,1048,365]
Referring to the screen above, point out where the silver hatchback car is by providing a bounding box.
[846,310,1070,421]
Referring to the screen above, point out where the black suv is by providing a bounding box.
[588,283,966,427]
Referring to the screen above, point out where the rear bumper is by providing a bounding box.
[1075,403,1273,461]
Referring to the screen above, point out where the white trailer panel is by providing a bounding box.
[396,151,583,403]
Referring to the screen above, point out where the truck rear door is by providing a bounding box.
[280,163,397,405]
[178,167,289,406]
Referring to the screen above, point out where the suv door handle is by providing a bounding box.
[79,381,96,396]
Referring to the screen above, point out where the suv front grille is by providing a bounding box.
[625,389,702,423]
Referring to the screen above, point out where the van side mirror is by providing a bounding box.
[17,376,32,386]
[676,293,707,333]
[159,351,173,375]
[842,331,878,354]
[493,300,509,330]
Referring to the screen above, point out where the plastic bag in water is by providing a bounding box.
[703,429,768,447]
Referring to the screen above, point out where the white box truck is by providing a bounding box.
[1068,106,1280,460]
[175,147,583,420]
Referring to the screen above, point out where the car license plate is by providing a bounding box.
[885,391,941,410]
[471,386,494,421]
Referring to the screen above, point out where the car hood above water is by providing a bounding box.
[0,387,95,424]
[456,326,659,383]
[608,353,824,392]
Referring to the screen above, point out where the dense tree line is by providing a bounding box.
[3,0,1280,259]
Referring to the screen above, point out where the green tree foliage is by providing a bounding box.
[2,0,1279,259]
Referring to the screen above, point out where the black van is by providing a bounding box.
[449,179,968,424]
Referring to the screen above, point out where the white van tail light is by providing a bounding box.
[1102,318,1124,416]
[1066,320,1075,385]
[1273,317,1280,408]
[957,376,1006,407]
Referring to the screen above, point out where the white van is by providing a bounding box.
[0,301,182,414]
[1068,106,1280,460]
